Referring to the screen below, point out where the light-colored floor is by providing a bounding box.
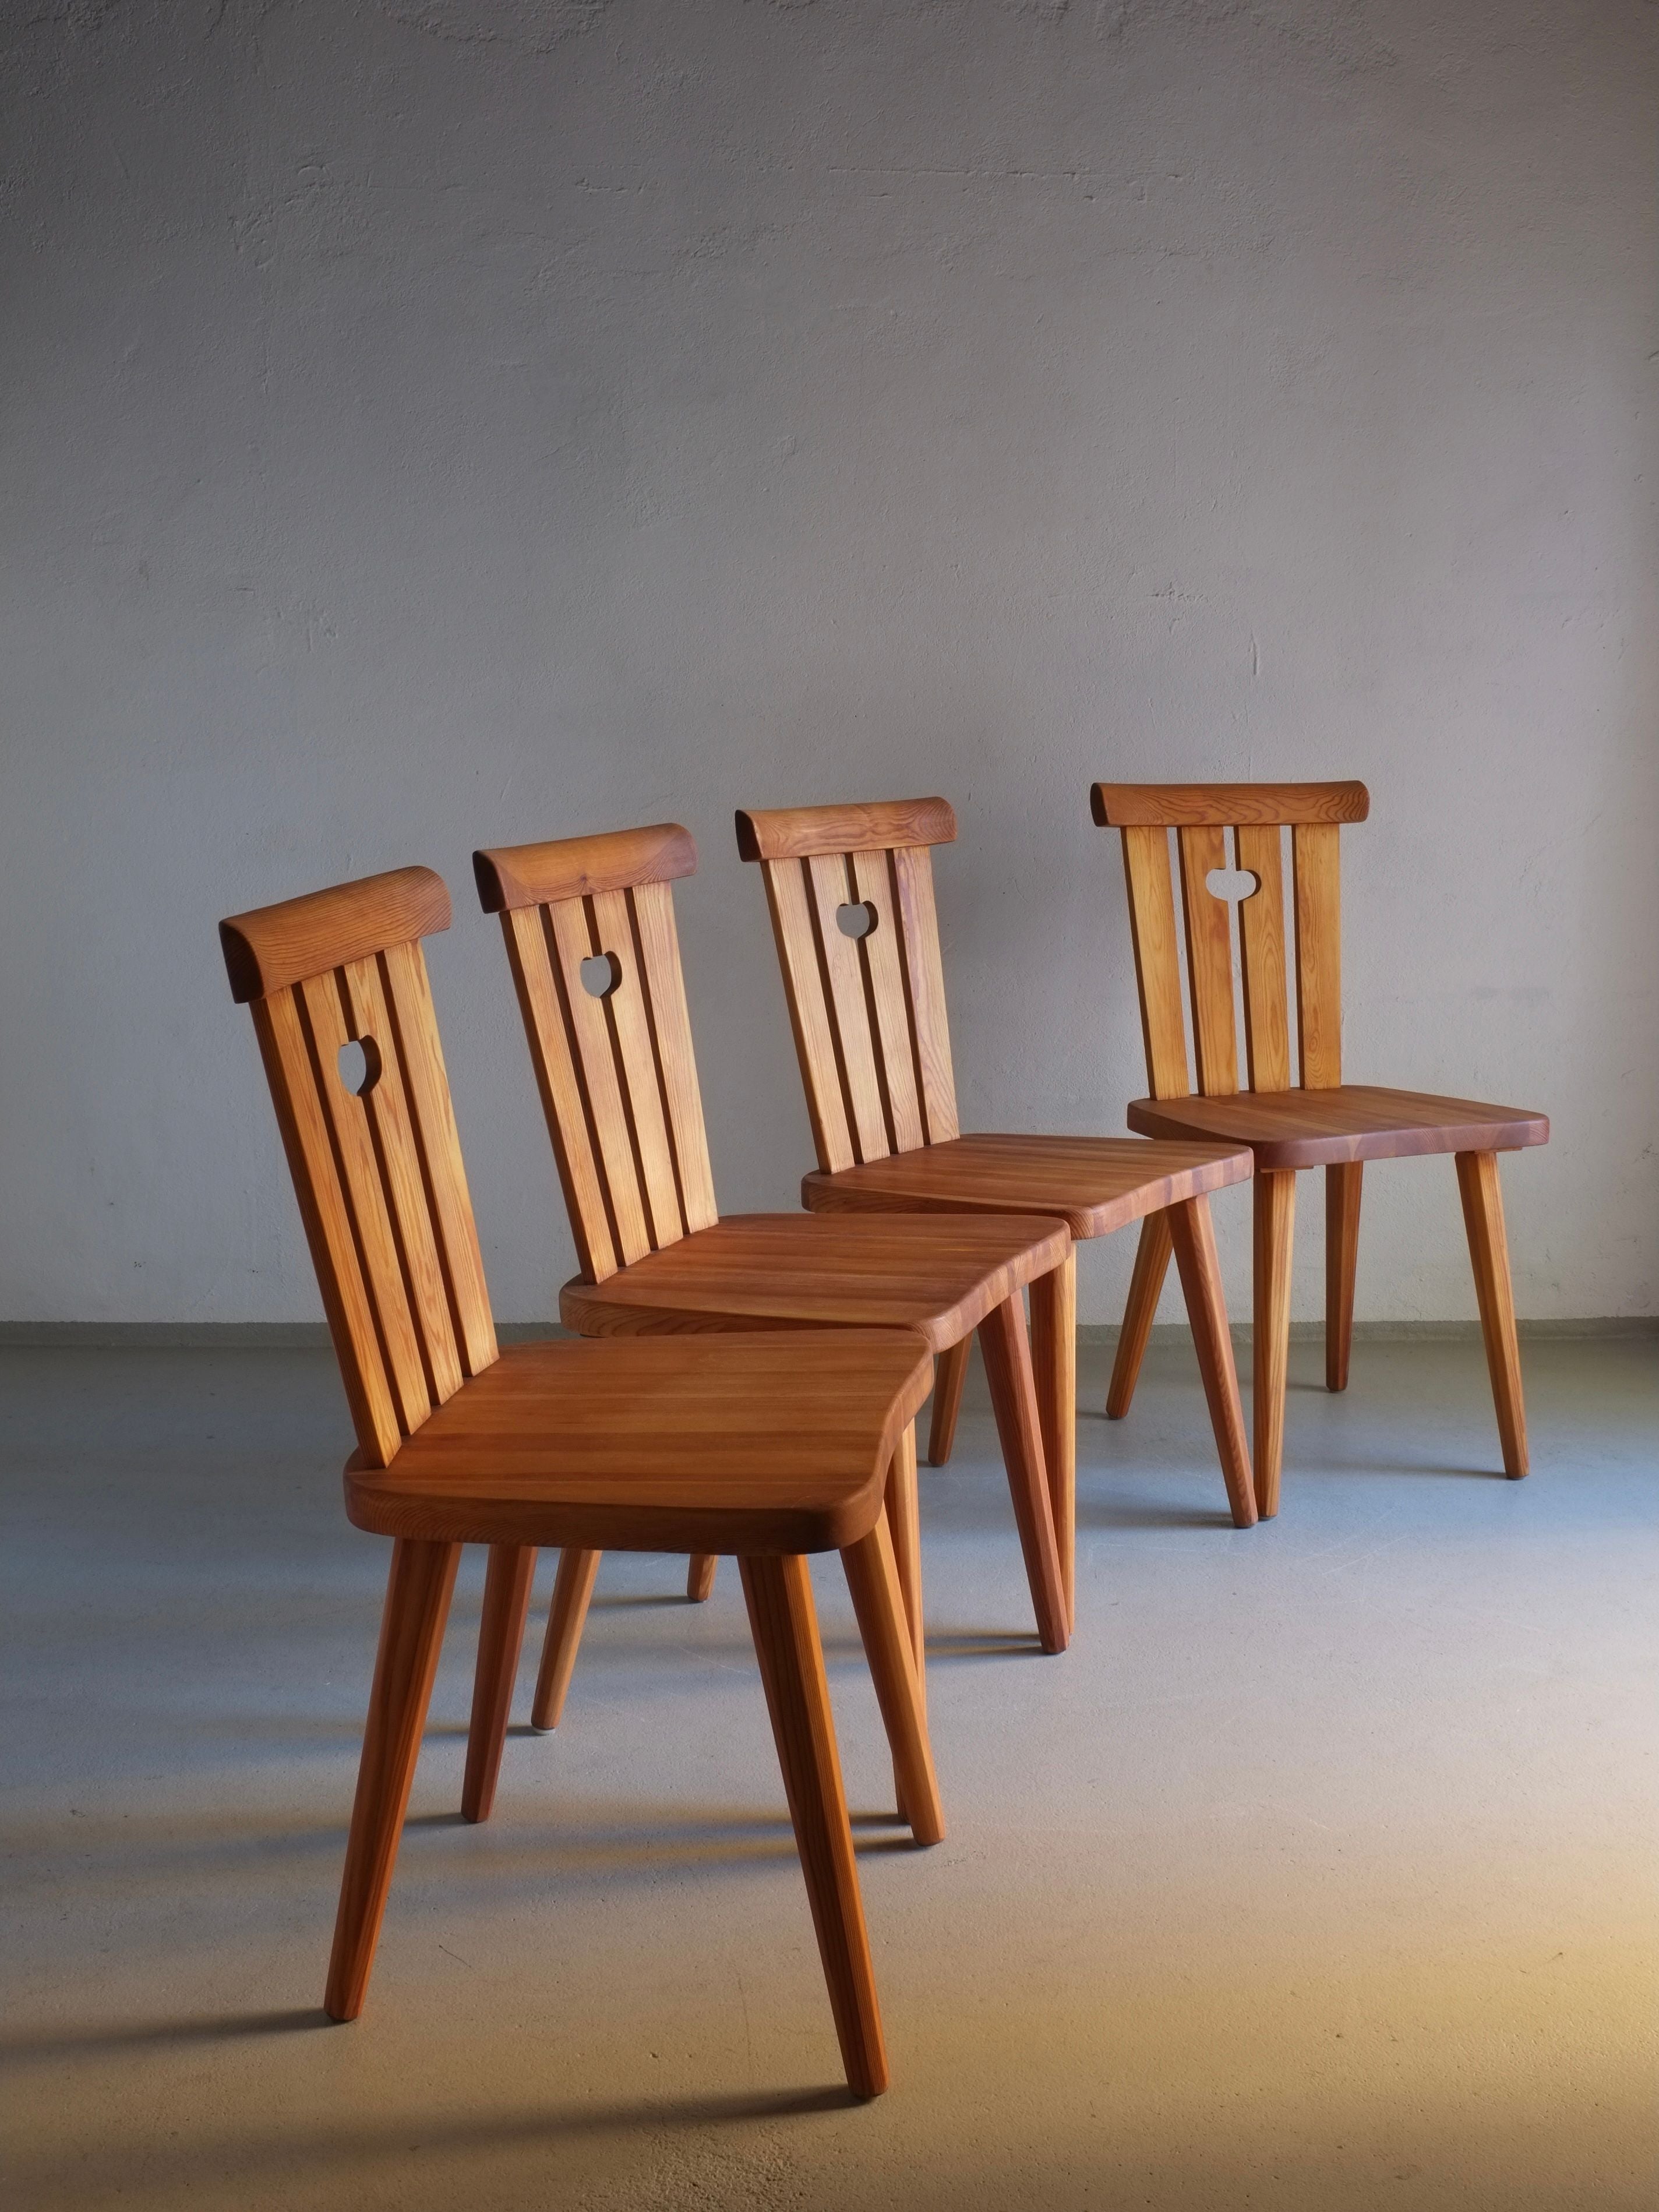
[3,1335,1654,2211]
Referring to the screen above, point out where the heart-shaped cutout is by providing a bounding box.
[1205,866,1261,905]
[580,951,623,999]
[337,1036,383,1098]
[836,901,878,941]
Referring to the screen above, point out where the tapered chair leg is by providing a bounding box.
[977,1295,1069,1654]
[1029,1246,1078,1626]
[1107,1209,1173,1419]
[739,1553,888,2098]
[926,1339,970,1466]
[530,1546,602,1732]
[1166,1195,1256,1529]
[1252,1169,1297,1520]
[687,1554,718,1602]
[461,1544,537,1822]
[840,1515,944,1847]
[1456,1150,1529,1477]
[1326,1162,1363,1393]
[881,1424,924,1825]
[325,1537,460,2022]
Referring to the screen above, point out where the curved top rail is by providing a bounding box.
[474,823,697,913]
[1090,781,1369,829]
[220,866,451,1003]
[735,796,956,863]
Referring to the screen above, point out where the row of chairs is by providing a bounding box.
[220,780,1547,2097]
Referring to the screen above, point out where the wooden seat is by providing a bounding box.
[220,866,940,2098]
[733,798,1260,1615]
[1090,779,1549,1513]
[473,828,1074,1779]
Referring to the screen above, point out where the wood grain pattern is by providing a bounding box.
[461,1543,536,1822]
[736,796,956,862]
[760,853,857,1173]
[888,846,959,1144]
[1177,824,1240,1096]
[1165,1198,1255,1528]
[852,847,927,1153]
[630,881,719,1234]
[807,851,891,1163]
[1456,1151,1529,1477]
[545,894,655,1266]
[1293,823,1344,1088]
[1251,1169,1296,1520]
[221,866,451,1003]
[1125,1084,1549,1169]
[977,1297,1069,1655]
[530,1546,602,1730]
[1029,1248,1078,1625]
[1233,824,1291,1092]
[1325,1161,1363,1393]
[1104,1209,1172,1421]
[473,824,696,912]
[839,1514,943,1847]
[1092,781,1369,828]
[926,1338,970,1466]
[1120,826,1191,1099]
[591,884,683,1248]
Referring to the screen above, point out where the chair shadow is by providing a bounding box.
[923,1629,1044,1662]
[1074,1501,1237,1530]
[0,2008,328,2066]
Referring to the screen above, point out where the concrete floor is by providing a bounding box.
[3,1335,1655,2211]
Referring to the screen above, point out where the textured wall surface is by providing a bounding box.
[2,0,1654,1325]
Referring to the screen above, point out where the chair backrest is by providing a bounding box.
[735,798,960,1174]
[220,867,498,1467]
[472,825,718,1285]
[1089,780,1369,1100]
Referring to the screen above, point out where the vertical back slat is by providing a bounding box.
[1233,824,1291,1093]
[1176,824,1240,1098]
[889,845,959,1144]
[499,905,620,1283]
[1293,823,1343,1086]
[629,880,718,1234]
[296,969,434,1439]
[761,858,857,1173]
[1120,827,1191,1099]
[544,899,653,1266]
[806,852,891,1165]
[340,954,463,1404]
[850,848,926,1154]
[252,990,403,1467]
[590,885,685,1250]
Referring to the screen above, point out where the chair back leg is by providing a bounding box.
[1456,1150,1529,1477]
[462,1544,538,1822]
[531,1547,602,1731]
[1029,1248,1078,1624]
[977,1296,1069,1653]
[739,1553,889,2098]
[686,1554,718,1601]
[839,1515,944,1846]
[1251,1169,1297,1520]
[1106,1209,1173,1419]
[1166,1195,1256,1529]
[926,1339,970,1465]
[1325,1163,1364,1392]
[325,1537,460,2021]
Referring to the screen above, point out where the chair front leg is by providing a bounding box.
[1326,1162,1363,1392]
[1106,1209,1173,1419]
[462,1544,537,1822]
[326,1537,460,2022]
[530,1547,602,1731]
[1166,1196,1256,1529]
[977,1295,1069,1654]
[1252,1169,1297,1520]
[1456,1150,1528,1477]
[687,1554,718,1601]
[740,1553,888,2098]
[926,1339,970,1466]
[840,1509,944,1847]
[1029,1246,1078,1627]
[880,1421,924,1827]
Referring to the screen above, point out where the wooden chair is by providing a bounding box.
[472,824,1075,1751]
[219,864,941,2097]
[733,798,1259,1618]
[1090,780,1549,1516]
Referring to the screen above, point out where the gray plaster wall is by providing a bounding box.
[2,0,1654,1327]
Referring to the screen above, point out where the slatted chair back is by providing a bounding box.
[220,868,499,1469]
[472,825,719,1286]
[734,799,961,1176]
[1088,781,1369,1101]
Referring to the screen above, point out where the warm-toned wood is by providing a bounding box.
[1251,1169,1297,1520]
[807,851,892,1163]
[851,846,927,1153]
[926,1338,970,1466]
[530,1545,602,1730]
[1092,781,1370,829]
[1127,1084,1549,1169]
[545,892,655,1266]
[1120,826,1191,1099]
[883,1426,924,1692]
[1233,824,1291,1092]
[803,1132,1249,1237]
[630,880,719,1234]
[686,1553,718,1602]
[736,796,956,863]
[760,851,857,1173]
[1177,824,1240,1096]
[1292,823,1344,1088]
[324,1536,460,2020]
[1165,1198,1256,1529]
[1325,1162,1363,1393]
[562,1211,1069,1354]
[977,1296,1069,1655]
[474,823,696,912]
[1029,1248,1078,1625]
[461,1543,537,1822]
[221,866,452,1004]
[1456,1152,1529,1478]
[1104,1209,1173,1420]
[888,845,959,1144]
[739,1553,887,2098]
[840,1514,943,1846]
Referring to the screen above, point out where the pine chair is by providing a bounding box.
[734,798,1259,1621]
[219,863,941,2097]
[1090,779,1549,1516]
[473,823,1075,1748]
